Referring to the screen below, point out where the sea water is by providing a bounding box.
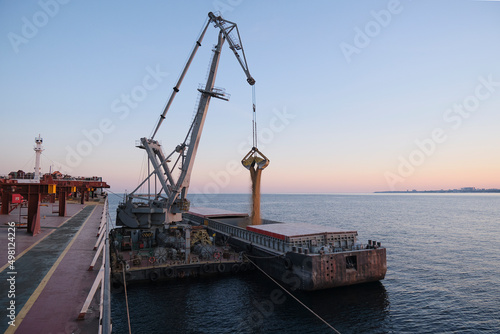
[109,193,500,333]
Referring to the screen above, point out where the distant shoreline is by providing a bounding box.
[375,188,500,194]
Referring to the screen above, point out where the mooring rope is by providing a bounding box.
[121,266,132,334]
[243,255,341,334]
[106,189,123,199]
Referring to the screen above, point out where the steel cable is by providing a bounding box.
[243,254,342,334]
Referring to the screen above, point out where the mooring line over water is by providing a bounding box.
[106,189,124,199]
[121,266,132,334]
[243,254,342,334]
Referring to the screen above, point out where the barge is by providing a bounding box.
[111,205,386,291]
[186,208,386,291]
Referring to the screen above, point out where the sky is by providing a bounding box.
[0,0,499,194]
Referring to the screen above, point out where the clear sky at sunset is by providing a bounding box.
[1,0,499,193]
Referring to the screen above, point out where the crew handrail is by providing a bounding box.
[101,198,111,334]
[78,197,112,334]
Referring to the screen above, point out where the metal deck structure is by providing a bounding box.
[0,200,110,333]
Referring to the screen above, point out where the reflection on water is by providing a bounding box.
[111,272,389,334]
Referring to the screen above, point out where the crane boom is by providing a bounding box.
[150,12,254,140]
[117,12,255,228]
[208,12,255,86]
[150,19,211,140]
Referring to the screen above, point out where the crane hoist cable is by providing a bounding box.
[242,84,269,226]
[242,84,269,171]
[252,85,257,148]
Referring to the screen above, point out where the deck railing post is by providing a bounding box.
[78,197,112,334]
[101,197,112,334]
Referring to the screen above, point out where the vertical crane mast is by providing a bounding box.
[178,31,225,197]
[117,12,255,228]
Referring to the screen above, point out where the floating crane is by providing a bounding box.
[111,13,384,294]
[117,12,263,228]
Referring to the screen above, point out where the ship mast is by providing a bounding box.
[34,134,44,182]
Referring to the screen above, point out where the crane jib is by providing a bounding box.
[151,12,255,141]
[120,12,257,226]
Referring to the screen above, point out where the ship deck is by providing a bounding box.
[0,201,105,333]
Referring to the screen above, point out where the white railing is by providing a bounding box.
[78,197,112,334]
[205,219,289,254]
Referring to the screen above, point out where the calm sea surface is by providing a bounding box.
[109,193,500,333]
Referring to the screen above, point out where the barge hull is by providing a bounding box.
[111,260,253,285]
[226,233,386,291]
[185,210,387,291]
